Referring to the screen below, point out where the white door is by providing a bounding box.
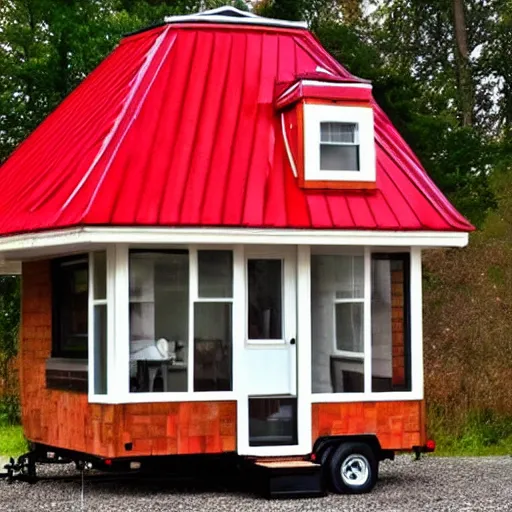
[237,246,305,456]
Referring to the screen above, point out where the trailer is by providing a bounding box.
[0,6,471,498]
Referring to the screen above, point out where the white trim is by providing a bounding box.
[87,253,94,397]
[0,227,469,258]
[410,247,424,397]
[188,247,198,393]
[363,247,372,394]
[304,103,376,182]
[106,247,116,396]
[163,7,308,29]
[301,80,372,89]
[113,245,130,398]
[310,391,422,403]
[281,113,298,178]
[297,245,312,455]
[90,391,236,404]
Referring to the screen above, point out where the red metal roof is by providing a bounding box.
[0,20,473,235]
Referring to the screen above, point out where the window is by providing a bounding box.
[247,259,283,341]
[371,254,411,392]
[52,256,89,358]
[129,251,189,393]
[311,254,365,393]
[194,250,233,391]
[303,103,375,184]
[320,122,359,171]
[92,251,107,395]
[128,249,234,394]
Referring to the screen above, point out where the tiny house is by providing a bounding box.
[0,7,473,497]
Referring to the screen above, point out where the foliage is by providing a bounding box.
[0,425,27,457]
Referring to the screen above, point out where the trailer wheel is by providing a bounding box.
[329,442,378,494]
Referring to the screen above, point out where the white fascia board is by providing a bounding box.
[0,227,469,259]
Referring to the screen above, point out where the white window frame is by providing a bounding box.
[90,244,239,404]
[88,248,115,400]
[310,246,423,403]
[303,103,376,183]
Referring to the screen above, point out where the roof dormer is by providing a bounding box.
[276,76,376,190]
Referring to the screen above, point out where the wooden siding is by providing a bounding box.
[312,401,425,450]
[20,260,236,458]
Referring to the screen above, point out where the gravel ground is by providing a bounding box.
[1,455,512,511]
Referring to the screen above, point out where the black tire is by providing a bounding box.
[328,442,378,494]
[318,445,334,489]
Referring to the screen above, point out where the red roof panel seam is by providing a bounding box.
[237,34,267,227]
[196,34,235,223]
[219,33,251,224]
[378,160,425,229]
[81,29,177,223]
[58,26,173,220]
[132,34,182,222]
[156,32,199,224]
[176,33,217,224]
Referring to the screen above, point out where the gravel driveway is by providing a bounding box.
[1,455,511,511]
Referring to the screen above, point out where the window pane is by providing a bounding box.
[249,397,297,446]
[311,254,365,394]
[129,251,189,393]
[310,255,363,299]
[94,304,107,394]
[372,256,411,392]
[93,251,106,300]
[335,302,363,352]
[53,258,88,358]
[198,250,233,298]
[194,302,232,391]
[320,144,359,171]
[320,122,357,144]
[248,259,282,340]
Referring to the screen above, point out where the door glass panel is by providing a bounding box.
[248,259,282,340]
[249,397,297,446]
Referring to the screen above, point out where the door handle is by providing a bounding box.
[290,338,296,345]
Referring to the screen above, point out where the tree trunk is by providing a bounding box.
[453,0,473,127]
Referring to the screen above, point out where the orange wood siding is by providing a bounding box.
[312,401,425,451]
[20,260,236,458]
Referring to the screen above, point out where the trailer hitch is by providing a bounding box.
[0,454,37,484]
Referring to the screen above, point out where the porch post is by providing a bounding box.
[410,247,424,398]
[297,244,312,453]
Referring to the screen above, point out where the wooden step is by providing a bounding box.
[247,458,325,499]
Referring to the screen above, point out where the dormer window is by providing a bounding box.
[303,103,376,186]
[320,122,359,172]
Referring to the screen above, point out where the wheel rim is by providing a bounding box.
[341,454,370,487]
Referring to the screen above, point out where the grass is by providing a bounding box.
[429,409,512,457]
[0,425,27,458]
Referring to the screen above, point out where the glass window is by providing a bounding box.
[198,250,233,298]
[335,302,364,353]
[311,254,365,393]
[129,251,189,393]
[320,122,359,171]
[52,256,88,358]
[93,304,107,394]
[93,251,106,300]
[92,251,108,395]
[194,302,232,391]
[248,259,282,340]
[249,397,297,447]
[371,255,411,392]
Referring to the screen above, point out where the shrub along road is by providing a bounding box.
[0,455,511,511]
